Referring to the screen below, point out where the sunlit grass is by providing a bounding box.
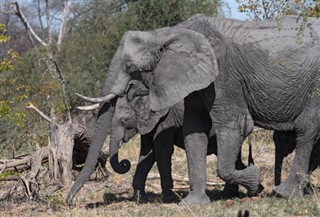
[1,130,320,217]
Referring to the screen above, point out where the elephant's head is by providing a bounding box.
[109,80,169,174]
[77,27,219,111]
[67,25,219,205]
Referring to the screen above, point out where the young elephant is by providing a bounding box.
[109,81,251,202]
[273,131,320,186]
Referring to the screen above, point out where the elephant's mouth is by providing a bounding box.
[119,140,124,148]
[123,128,138,143]
[129,70,153,89]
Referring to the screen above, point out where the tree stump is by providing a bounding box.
[0,103,109,199]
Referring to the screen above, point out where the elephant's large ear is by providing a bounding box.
[150,28,219,111]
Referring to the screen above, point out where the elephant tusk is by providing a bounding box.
[77,103,100,111]
[75,93,116,103]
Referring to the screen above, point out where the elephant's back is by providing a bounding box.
[181,15,320,54]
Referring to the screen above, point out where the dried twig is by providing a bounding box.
[146,173,224,187]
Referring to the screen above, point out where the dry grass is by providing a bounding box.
[1,131,320,217]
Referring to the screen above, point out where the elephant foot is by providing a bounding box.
[179,191,210,205]
[304,182,315,195]
[241,165,261,196]
[252,184,265,196]
[221,184,239,199]
[133,190,149,204]
[161,191,179,203]
[273,181,304,198]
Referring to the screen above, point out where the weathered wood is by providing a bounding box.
[0,103,109,200]
[55,121,74,185]
[146,173,224,187]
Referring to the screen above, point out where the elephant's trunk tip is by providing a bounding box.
[110,155,131,174]
[66,183,82,206]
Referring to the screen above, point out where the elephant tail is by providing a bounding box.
[248,144,254,166]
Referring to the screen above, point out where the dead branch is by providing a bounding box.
[146,173,224,187]
[26,102,59,127]
[57,0,73,52]
[10,2,47,47]
[0,147,49,173]
[39,58,72,122]
[45,0,52,48]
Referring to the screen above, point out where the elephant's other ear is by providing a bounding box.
[150,29,219,111]
[131,96,169,135]
[126,80,149,102]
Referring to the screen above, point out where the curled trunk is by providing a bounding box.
[108,126,131,174]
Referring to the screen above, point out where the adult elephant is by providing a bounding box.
[107,80,251,203]
[67,15,320,205]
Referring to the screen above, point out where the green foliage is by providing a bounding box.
[0,24,10,43]
[0,38,65,158]
[41,191,65,210]
[124,0,220,31]
[0,170,19,180]
[237,0,320,20]
[309,0,320,17]
[0,24,27,136]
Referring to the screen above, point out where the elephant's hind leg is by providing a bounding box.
[273,107,320,198]
[214,111,259,196]
[273,133,314,197]
[273,136,313,198]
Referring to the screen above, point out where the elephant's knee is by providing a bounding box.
[217,165,235,183]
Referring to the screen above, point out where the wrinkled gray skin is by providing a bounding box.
[273,131,320,186]
[67,15,320,205]
[110,81,249,203]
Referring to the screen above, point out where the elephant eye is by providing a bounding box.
[132,36,142,44]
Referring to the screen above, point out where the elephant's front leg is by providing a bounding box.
[132,134,156,201]
[181,104,211,205]
[214,111,260,196]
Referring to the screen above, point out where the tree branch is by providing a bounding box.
[40,58,72,122]
[12,2,47,47]
[37,0,44,31]
[57,0,73,52]
[45,0,52,49]
[26,102,60,128]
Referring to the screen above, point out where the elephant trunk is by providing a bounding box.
[109,125,131,174]
[66,101,115,205]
